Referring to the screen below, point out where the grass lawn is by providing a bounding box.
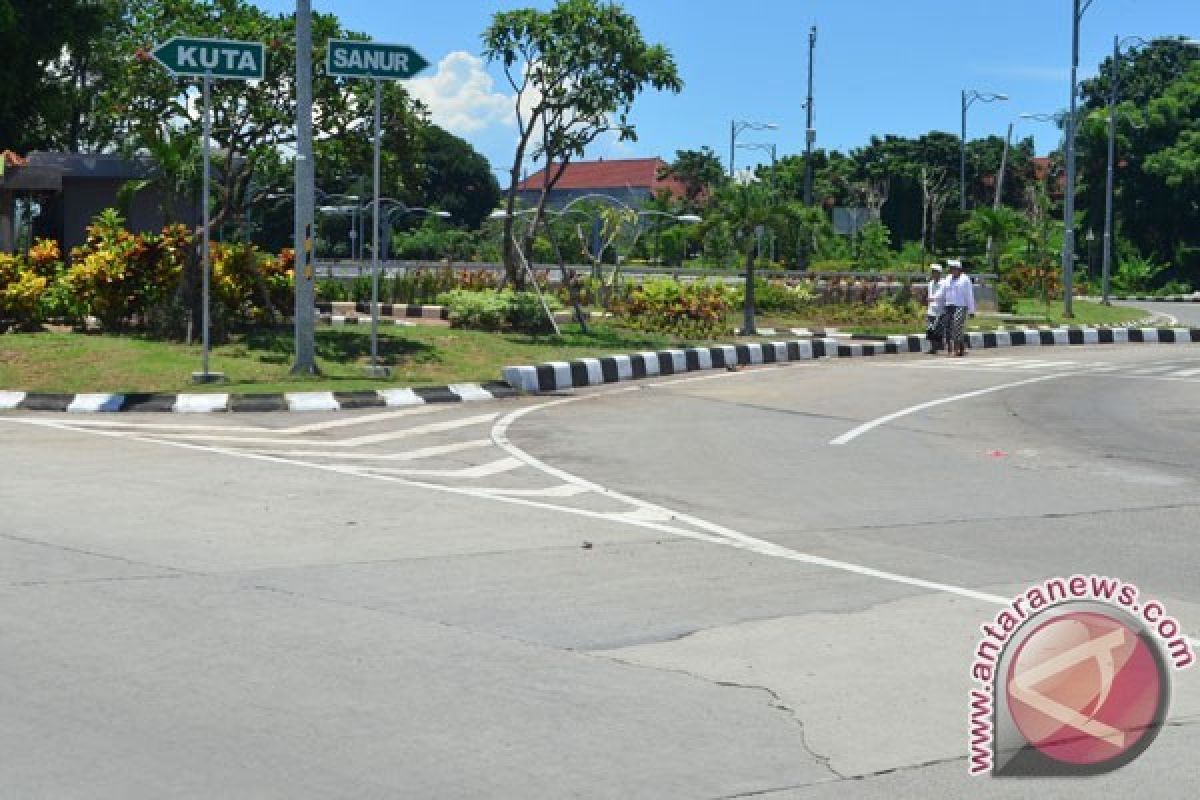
[0,324,698,394]
[1004,299,1150,328]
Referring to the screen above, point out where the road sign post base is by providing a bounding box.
[363,365,392,379]
[191,371,226,384]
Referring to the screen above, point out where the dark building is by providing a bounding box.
[0,151,195,254]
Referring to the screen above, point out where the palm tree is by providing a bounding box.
[959,207,1027,272]
[704,182,788,335]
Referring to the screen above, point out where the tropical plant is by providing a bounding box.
[703,182,790,333]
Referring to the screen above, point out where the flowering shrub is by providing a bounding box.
[619,279,734,339]
[65,211,184,330]
[0,253,49,331]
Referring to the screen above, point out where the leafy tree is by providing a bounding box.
[483,0,682,285]
[660,147,725,208]
[1077,42,1199,282]
[0,0,117,151]
[857,222,893,270]
[105,0,379,243]
[417,125,501,229]
[958,207,1027,272]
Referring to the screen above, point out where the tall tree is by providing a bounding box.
[482,0,682,285]
[1077,40,1199,281]
[417,125,501,229]
[660,147,725,208]
[0,0,115,151]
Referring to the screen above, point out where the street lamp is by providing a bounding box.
[1059,0,1100,318]
[736,142,778,186]
[729,120,778,178]
[1100,36,1200,304]
[960,89,1009,212]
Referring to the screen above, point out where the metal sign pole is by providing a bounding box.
[368,78,387,376]
[197,72,216,381]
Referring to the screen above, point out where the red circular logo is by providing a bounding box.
[1006,610,1165,766]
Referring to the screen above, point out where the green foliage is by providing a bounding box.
[0,252,49,331]
[64,211,188,331]
[316,279,349,303]
[618,279,734,339]
[484,0,682,282]
[996,282,1018,313]
[1111,253,1168,293]
[661,147,726,207]
[751,279,815,313]
[438,289,560,333]
[857,222,893,270]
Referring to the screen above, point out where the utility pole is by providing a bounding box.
[1101,34,1119,306]
[291,0,318,374]
[803,25,817,207]
[1062,0,1089,319]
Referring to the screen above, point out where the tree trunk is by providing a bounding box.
[742,244,757,336]
[501,137,530,288]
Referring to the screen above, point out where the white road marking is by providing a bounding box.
[829,374,1066,446]
[354,456,524,479]
[473,484,591,498]
[132,412,498,448]
[1171,367,1200,378]
[4,366,1198,653]
[46,403,450,434]
[241,439,493,461]
[1129,365,1182,375]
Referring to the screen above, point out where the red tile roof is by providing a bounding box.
[516,157,686,199]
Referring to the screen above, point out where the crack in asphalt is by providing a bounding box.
[0,530,199,576]
[595,652,845,783]
[783,500,1200,537]
[3,572,187,589]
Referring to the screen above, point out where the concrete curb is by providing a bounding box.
[315,302,449,319]
[501,326,1200,393]
[1086,295,1200,303]
[0,382,517,414]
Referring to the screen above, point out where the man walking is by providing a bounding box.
[926,263,947,354]
[942,259,975,357]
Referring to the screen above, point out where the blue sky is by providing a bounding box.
[254,1,1199,174]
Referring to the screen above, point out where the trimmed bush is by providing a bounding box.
[438,289,560,333]
[619,279,734,339]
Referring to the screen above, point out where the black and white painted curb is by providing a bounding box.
[1088,295,1200,303]
[0,382,515,413]
[315,302,449,319]
[502,326,1200,393]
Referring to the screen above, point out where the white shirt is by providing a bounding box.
[927,277,946,314]
[942,273,976,313]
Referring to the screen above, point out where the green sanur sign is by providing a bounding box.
[151,37,266,80]
[326,39,430,80]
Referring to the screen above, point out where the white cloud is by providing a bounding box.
[407,51,514,136]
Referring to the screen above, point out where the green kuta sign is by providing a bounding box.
[151,37,266,80]
[326,39,430,80]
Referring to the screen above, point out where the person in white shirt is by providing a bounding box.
[925,264,947,354]
[942,259,976,356]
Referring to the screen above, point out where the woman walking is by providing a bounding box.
[942,260,975,357]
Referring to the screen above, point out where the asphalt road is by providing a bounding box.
[1117,298,1200,327]
[2,341,1200,798]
